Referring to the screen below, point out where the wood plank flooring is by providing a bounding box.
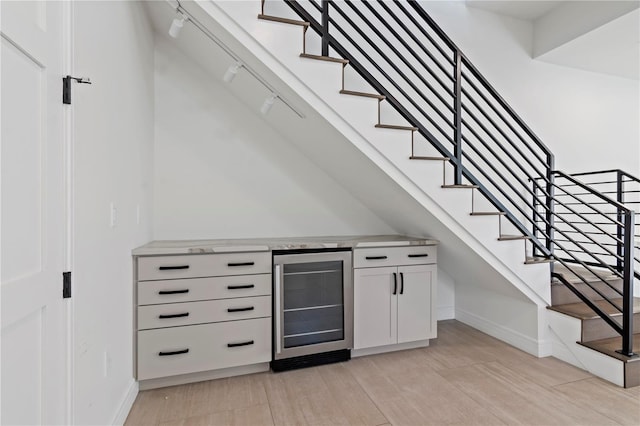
[125,320,640,426]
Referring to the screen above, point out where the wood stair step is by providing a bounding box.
[441,184,479,189]
[375,124,418,131]
[548,298,640,343]
[498,234,531,241]
[300,53,348,64]
[578,334,640,388]
[470,211,506,216]
[547,298,640,320]
[339,90,385,100]
[410,156,450,161]
[257,14,310,27]
[524,256,554,264]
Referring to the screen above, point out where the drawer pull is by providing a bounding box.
[227,284,255,290]
[159,312,190,319]
[158,289,189,295]
[158,349,189,356]
[408,253,429,258]
[227,340,254,348]
[227,306,255,313]
[365,256,388,260]
[227,262,255,267]
[158,265,190,271]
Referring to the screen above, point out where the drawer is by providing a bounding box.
[353,245,436,268]
[137,252,271,281]
[137,317,271,380]
[138,295,271,330]
[138,274,271,305]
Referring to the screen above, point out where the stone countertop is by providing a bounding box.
[132,235,439,256]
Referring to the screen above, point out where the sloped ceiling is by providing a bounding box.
[467,0,640,80]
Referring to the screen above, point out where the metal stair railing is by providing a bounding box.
[566,169,640,280]
[277,0,636,356]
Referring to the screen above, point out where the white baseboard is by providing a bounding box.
[455,308,542,356]
[139,363,270,390]
[112,379,139,426]
[352,340,429,358]
[437,305,455,320]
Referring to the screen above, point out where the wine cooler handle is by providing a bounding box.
[275,264,282,355]
[392,272,397,295]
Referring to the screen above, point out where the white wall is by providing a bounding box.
[153,36,458,319]
[420,0,640,176]
[153,37,396,239]
[72,1,154,424]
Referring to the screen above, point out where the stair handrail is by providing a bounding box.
[285,0,555,257]
[548,171,635,356]
[277,0,636,355]
[568,169,640,280]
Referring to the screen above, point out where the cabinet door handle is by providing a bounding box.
[227,306,255,313]
[158,349,189,356]
[408,253,429,258]
[227,284,255,290]
[158,265,189,271]
[158,312,189,319]
[365,256,387,260]
[399,272,404,295]
[227,340,254,348]
[158,289,189,295]
[227,262,255,267]
[392,272,397,295]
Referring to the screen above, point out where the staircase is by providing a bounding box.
[172,0,637,387]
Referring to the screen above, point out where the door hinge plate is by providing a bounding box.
[63,75,91,105]
[63,271,71,299]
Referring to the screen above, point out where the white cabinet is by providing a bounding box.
[134,252,272,388]
[353,246,437,351]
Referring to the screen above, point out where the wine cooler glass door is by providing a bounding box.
[274,251,352,360]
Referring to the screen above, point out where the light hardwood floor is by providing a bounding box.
[125,320,640,425]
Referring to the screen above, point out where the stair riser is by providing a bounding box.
[582,312,640,342]
[626,361,640,388]
[551,279,623,305]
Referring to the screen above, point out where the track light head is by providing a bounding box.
[260,94,278,115]
[223,63,242,83]
[169,14,187,38]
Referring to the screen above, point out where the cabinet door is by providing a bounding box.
[354,267,397,349]
[397,264,437,343]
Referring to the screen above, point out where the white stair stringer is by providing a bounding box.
[547,310,625,386]
[188,1,552,355]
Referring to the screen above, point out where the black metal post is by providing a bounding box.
[453,51,462,185]
[321,1,329,56]
[546,156,555,262]
[532,181,539,258]
[617,170,624,272]
[618,210,636,357]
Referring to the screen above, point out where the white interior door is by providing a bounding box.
[1,1,69,424]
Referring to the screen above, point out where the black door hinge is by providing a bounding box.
[63,75,91,105]
[63,271,72,299]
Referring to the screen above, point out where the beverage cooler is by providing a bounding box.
[271,248,353,371]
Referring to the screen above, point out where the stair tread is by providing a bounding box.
[578,333,640,363]
[552,264,621,285]
[258,14,310,27]
[375,123,418,131]
[410,156,450,161]
[498,234,531,241]
[441,184,479,189]
[548,297,640,320]
[524,256,554,264]
[300,53,348,64]
[339,89,385,100]
[470,211,506,216]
